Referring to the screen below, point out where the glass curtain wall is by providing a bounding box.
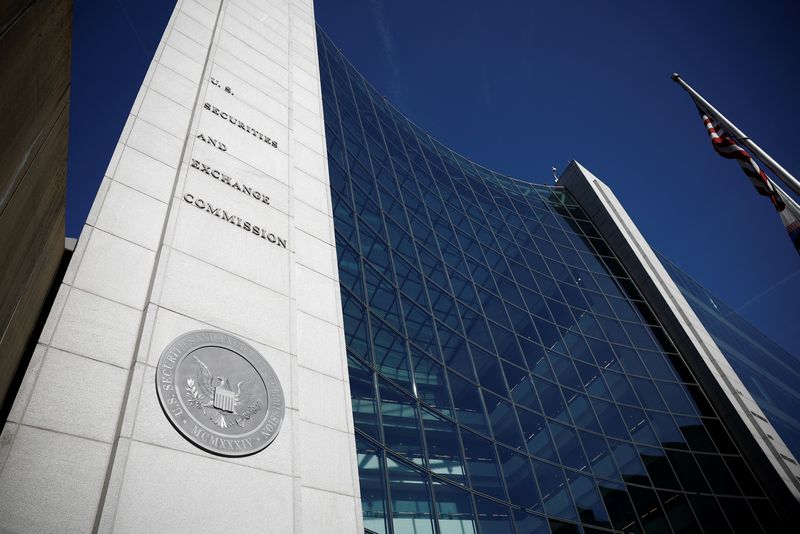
[316,27,781,534]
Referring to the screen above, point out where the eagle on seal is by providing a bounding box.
[184,355,263,429]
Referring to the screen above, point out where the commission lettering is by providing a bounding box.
[183,193,287,248]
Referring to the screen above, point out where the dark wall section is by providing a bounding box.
[0,0,71,407]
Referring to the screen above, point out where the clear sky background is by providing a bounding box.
[69,0,799,354]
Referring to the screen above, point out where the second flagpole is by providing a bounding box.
[672,73,800,198]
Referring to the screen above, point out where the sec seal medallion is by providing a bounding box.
[155,330,285,456]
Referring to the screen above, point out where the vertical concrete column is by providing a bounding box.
[560,160,800,517]
[287,1,364,532]
[0,1,362,532]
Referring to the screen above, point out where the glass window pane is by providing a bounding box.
[510,374,543,414]
[614,345,648,376]
[638,445,680,490]
[591,398,630,440]
[349,355,380,439]
[485,392,525,448]
[648,411,686,450]
[343,292,370,360]
[471,345,507,396]
[512,509,548,533]
[629,377,667,411]
[656,382,697,415]
[696,454,739,495]
[687,495,731,533]
[666,450,709,493]
[460,429,506,500]
[704,418,737,454]
[674,415,716,453]
[549,421,589,471]
[474,496,514,534]
[579,430,619,480]
[372,315,412,388]
[746,499,781,533]
[532,460,577,521]
[447,371,489,435]
[725,456,761,496]
[603,370,639,406]
[439,325,475,380]
[534,377,570,422]
[432,479,477,534]
[517,408,559,462]
[380,378,425,465]
[413,352,452,416]
[609,439,649,485]
[658,491,700,533]
[386,455,435,534]
[575,361,612,399]
[597,479,640,532]
[567,471,611,528]
[549,352,583,390]
[627,485,671,533]
[356,436,389,534]
[565,391,601,433]
[494,325,526,367]
[618,405,658,446]
[640,351,678,381]
[497,445,540,509]
[684,384,716,417]
[421,408,465,484]
[588,338,617,368]
[548,518,581,534]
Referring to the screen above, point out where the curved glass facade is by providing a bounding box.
[317,27,782,533]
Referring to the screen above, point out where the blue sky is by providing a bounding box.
[69,1,799,353]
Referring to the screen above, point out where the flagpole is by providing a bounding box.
[772,178,800,213]
[671,73,800,198]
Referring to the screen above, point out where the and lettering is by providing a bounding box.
[196,132,227,152]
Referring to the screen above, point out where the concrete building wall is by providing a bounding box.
[0,0,71,410]
[0,1,363,532]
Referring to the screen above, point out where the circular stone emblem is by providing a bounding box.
[155,330,285,457]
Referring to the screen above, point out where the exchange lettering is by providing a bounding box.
[190,158,270,206]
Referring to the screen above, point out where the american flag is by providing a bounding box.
[698,106,800,254]
[698,107,785,211]
[777,188,800,254]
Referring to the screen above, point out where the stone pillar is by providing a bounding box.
[0,1,362,532]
